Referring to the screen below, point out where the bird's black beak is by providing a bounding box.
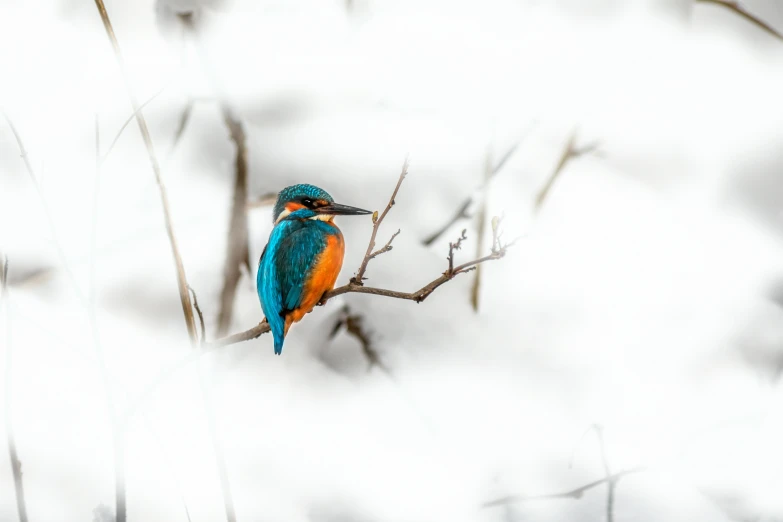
[317,202,372,216]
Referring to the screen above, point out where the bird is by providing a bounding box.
[257,184,371,354]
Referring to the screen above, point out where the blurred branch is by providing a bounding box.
[484,425,643,514]
[169,99,194,155]
[482,467,646,507]
[329,305,390,373]
[91,116,127,522]
[534,130,599,213]
[178,13,251,339]
[470,149,493,311]
[2,257,29,522]
[246,192,279,209]
[1,111,87,304]
[695,0,783,42]
[594,425,615,522]
[422,139,522,247]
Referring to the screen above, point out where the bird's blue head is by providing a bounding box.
[272,184,372,223]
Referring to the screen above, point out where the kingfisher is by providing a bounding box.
[257,184,372,354]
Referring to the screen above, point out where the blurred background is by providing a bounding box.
[1,0,783,521]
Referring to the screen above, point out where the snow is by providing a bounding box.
[1,0,783,521]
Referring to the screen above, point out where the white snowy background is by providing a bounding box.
[1,0,783,521]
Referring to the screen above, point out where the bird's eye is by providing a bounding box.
[302,198,313,207]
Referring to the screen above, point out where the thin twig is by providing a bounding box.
[482,467,646,507]
[447,229,468,277]
[695,0,783,42]
[2,257,29,522]
[352,159,409,284]
[100,87,166,165]
[92,0,198,344]
[534,130,599,213]
[368,229,401,261]
[91,115,126,522]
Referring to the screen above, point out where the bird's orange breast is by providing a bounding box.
[284,231,345,331]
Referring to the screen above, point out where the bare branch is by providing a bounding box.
[534,130,599,213]
[215,112,250,336]
[351,159,409,284]
[696,0,783,42]
[482,467,646,507]
[368,229,401,262]
[206,225,510,349]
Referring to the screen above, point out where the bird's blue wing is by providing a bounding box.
[257,220,326,353]
[274,224,327,313]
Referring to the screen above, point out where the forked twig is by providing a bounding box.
[351,159,409,284]
[534,129,599,213]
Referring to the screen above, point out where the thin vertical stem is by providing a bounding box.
[2,258,30,522]
[92,0,198,344]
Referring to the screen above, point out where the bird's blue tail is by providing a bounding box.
[273,328,285,355]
